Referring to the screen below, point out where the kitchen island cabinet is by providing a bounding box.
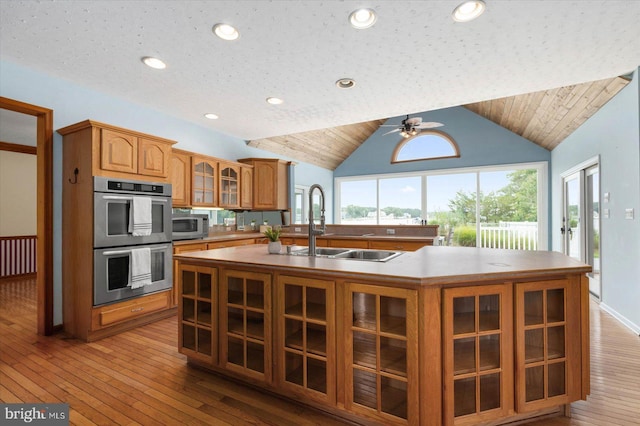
[175,245,590,426]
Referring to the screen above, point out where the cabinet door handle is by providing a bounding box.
[131,307,144,313]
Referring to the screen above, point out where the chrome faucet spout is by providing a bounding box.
[308,184,326,256]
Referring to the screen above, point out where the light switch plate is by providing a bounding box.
[386,229,395,235]
[604,192,610,203]
[625,208,634,220]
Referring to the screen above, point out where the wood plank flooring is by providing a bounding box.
[2,277,640,425]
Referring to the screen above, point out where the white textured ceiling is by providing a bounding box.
[1,1,639,141]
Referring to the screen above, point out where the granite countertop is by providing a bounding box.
[174,244,591,287]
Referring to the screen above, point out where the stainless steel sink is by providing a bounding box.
[333,249,403,262]
[286,247,402,262]
[288,247,351,256]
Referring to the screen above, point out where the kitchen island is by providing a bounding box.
[174,244,591,426]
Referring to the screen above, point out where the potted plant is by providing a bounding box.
[263,226,282,254]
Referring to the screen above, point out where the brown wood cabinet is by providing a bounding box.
[219,162,240,209]
[514,278,582,413]
[344,282,420,425]
[178,264,217,364]
[239,158,290,210]
[170,149,192,207]
[277,275,336,404]
[220,269,272,382]
[192,156,217,207]
[443,284,514,425]
[58,120,175,182]
[173,242,208,306]
[240,166,253,209]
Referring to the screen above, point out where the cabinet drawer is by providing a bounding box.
[96,292,170,327]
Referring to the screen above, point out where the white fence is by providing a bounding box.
[480,222,538,250]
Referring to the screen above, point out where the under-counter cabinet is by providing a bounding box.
[344,283,419,425]
[443,284,514,425]
[277,275,336,404]
[178,264,217,364]
[220,269,272,382]
[515,278,581,413]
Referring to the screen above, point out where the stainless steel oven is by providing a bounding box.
[93,243,172,305]
[92,176,173,306]
[172,213,209,240]
[93,176,172,248]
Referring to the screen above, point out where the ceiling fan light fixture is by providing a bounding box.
[266,97,284,105]
[452,0,486,22]
[349,8,377,29]
[336,78,356,89]
[213,23,239,40]
[204,113,219,120]
[141,56,166,70]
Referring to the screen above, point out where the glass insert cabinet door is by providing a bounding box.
[515,279,579,412]
[345,283,419,424]
[443,284,514,425]
[178,264,216,363]
[277,275,336,404]
[220,269,272,382]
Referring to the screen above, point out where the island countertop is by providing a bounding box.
[174,244,591,287]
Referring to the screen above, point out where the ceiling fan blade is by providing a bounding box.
[380,124,402,127]
[383,128,401,135]
[416,122,444,129]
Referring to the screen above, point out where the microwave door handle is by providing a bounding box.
[102,245,170,256]
[102,195,167,202]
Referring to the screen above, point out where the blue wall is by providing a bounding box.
[335,106,550,177]
[551,68,640,333]
[0,59,332,325]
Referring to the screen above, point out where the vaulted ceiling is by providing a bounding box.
[249,75,631,170]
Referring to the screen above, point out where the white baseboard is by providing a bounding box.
[600,302,640,335]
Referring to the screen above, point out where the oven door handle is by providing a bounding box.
[102,195,168,202]
[102,245,170,256]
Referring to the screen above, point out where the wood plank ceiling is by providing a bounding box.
[247,75,630,170]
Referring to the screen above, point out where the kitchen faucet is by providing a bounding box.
[308,184,326,256]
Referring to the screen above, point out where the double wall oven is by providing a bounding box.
[93,177,173,306]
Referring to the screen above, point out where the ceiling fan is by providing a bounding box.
[382,115,444,137]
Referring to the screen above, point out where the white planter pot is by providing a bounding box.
[268,241,282,254]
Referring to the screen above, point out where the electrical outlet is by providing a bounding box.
[603,209,610,219]
[604,192,610,203]
[386,229,395,235]
[294,227,301,232]
[625,208,634,220]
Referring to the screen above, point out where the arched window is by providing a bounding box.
[391,130,460,164]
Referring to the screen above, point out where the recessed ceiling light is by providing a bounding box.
[204,113,219,120]
[349,8,377,29]
[452,0,486,22]
[266,97,283,105]
[336,78,356,89]
[141,56,166,69]
[213,23,239,40]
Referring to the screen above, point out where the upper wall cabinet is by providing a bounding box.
[240,165,253,210]
[170,149,192,207]
[238,158,290,210]
[192,156,218,207]
[219,162,240,209]
[58,120,175,183]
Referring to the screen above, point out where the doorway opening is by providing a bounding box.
[0,97,54,335]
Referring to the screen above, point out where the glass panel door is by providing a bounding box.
[562,172,582,261]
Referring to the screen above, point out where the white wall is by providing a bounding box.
[0,150,37,236]
[551,69,640,333]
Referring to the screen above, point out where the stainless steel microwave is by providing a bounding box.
[172,213,209,240]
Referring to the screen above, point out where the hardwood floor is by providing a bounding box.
[1,277,639,425]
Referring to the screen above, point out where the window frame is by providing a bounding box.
[391,130,461,164]
[334,161,548,250]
